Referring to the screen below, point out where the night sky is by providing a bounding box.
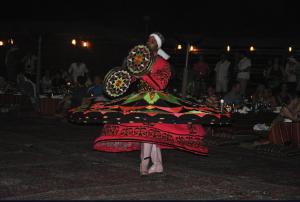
[1,0,299,37]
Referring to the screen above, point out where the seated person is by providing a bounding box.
[279,92,300,122]
[251,83,266,103]
[205,85,218,108]
[52,72,65,90]
[41,70,52,94]
[87,75,108,101]
[266,92,300,147]
[276,83,292,106]
[57,76,89,115]
[262,87,278,108]
[16,72,37,104]
[223,81,243,105]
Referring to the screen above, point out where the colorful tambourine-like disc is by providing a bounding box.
[127,45,153,76]
[103,67,131,98]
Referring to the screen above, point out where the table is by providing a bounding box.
[39,98,61,115]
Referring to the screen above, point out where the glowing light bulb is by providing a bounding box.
[71,39,76,45]
[226,45,230,52]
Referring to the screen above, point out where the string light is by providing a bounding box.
[71,39,76,46]
[250,46,255,52]
[177,44,182,50]
[82,41,89,48]
[226,45,230,52]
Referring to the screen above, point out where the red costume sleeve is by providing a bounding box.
[141,56,171,90]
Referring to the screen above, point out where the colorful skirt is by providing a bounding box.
[68,91,231,155]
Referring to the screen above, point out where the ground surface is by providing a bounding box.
[0,113,299,200]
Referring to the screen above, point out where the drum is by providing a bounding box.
[103,67,131,98]
[127,45,153,76]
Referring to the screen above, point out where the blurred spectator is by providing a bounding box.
[22,51,38,82]
[214,53,231,94]
[263,59,272,80]
[59,68,70,81]
[276,83,292,106]
[279,92,300,122]
[262,87,278,108]
[192,55,210,97]
[16,72,37,104]
[52,72,65,92]
[236,51,251,96]
[41,70,52,93]
[223,82,242,104]
[58,75,89,114]
[70,76,89,108]
[85,73,93,87]
[68,59,89,84]
[5,44,22,82]
[265,57,285,89]
[205,86,218,108]
[251,83,266,103]
[87,75,103,96]
[284,57,298,91]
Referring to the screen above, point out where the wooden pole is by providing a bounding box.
[181,43,190,98]
[36,35,42,109]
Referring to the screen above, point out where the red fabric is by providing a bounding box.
[142,56,171,90]
[93,53,208,156]
[94,123,208,155]
[269,122,300,148]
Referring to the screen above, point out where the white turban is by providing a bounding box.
[149,33,170,60]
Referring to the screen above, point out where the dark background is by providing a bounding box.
[0,0,299,78]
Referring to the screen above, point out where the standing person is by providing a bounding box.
[22,51,38,82]
[214,53,231,94]
[92,33,209,176]
[68,59,89,84]
[285,57,298,93]
[265,57,285,89]
[192,55,210,97]
[236,51,251,96]
[5,44,21,82]
[41,69,52,93]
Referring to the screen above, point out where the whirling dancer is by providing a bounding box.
[69,32,230,176]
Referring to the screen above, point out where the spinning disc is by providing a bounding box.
[127,45,153,76]
[103,67,131,98]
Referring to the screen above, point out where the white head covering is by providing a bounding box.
[149,33,170,60]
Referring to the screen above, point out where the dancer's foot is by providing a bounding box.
[140,157,150,176]
[148,164,163,174]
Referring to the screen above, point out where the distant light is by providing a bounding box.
[288,46,292,52]
[71,39,76,46]
[82,41,89,48]
[9,39,14,45]
[226,45,230,52]
[0,41,4,46]
[250,46,255,52]
[177,44,182,50]
[189,45,194,51]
